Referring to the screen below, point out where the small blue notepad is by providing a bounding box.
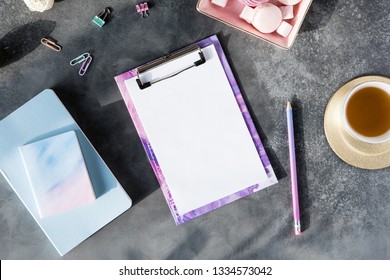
[0,89,132,256]
[20,131,96,218]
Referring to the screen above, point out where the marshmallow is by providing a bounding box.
[211,0,229,8]
[239,3,282,34]
[239,0,270,7]
[278,0,301,5]
[279,5,294,20]
[239,6,255,24]
[276,21,293,37]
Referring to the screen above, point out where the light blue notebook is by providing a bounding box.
[0,89,132,256]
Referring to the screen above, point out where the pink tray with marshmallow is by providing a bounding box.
[197,0,313,49]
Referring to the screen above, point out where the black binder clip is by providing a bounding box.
[136,45,206,90]
[92,7,111,27]
[136,2,149,18]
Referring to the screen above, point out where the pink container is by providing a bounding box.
[197,0,313,49]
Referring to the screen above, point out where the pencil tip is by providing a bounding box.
[287,101,291,109]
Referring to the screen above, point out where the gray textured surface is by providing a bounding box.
[0,0,389,259]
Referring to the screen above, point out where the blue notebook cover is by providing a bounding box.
[20,130,96,218]
[0,89,132,256]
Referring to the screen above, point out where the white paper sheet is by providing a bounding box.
[125,45,267,215]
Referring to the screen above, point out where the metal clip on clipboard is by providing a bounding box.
[136,45,206,90]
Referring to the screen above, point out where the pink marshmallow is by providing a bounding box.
[239,0,269,7]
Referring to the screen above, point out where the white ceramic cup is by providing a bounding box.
[341,81,390,144]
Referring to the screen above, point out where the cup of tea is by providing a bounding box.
[341,81,390,144]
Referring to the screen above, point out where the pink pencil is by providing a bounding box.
[287,101,301,235]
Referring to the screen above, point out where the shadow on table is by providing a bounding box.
[245,94,288,181]
[300,0,340,32]
[165,229,208,259]
[224,97,311,259]
[52,87,160,205]
[218,32,287,181]
[45,4,216,205]
[0,20,56,68]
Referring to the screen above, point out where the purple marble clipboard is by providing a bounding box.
[115,35,277,225]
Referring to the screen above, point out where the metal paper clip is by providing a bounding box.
[143,2,149,17]
[70,52,90,66]
[92,7,111,27]
[40,38,62,52]
[79,55,93,76]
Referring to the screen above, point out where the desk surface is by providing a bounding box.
[1,0,389,259]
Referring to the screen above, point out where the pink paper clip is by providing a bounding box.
[143,2,149,13]
[136,2,149,18]
[79,55,92,76]
[136,4,141,14]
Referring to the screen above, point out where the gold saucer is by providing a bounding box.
[324,75,390,169]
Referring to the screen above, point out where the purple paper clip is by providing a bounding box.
[79,55,92,76]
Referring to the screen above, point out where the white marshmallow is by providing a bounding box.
[211,0,229,8]
[278,0,301,5]
[279,5,294,20]
[240,3,282,34]
[239,6,256,24]
[276,21,293,37]
[252,4,282,33]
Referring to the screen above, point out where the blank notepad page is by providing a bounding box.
[125,44,268,215]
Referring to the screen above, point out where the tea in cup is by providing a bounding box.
[341,81,390,144]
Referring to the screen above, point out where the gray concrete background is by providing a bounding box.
[0,0,389,259]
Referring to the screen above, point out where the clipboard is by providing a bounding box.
[115,35,277,225]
